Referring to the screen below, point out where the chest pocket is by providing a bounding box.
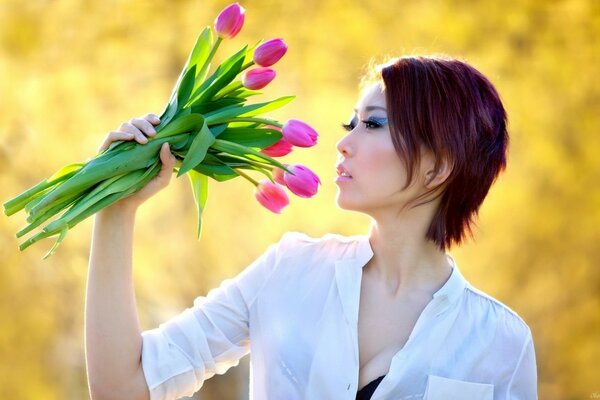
[424,374,494,400]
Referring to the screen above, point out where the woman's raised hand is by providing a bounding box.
[97,113,177,213]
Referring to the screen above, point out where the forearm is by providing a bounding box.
[85,206,143,396]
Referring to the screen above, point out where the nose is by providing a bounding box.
[336,135,351,157]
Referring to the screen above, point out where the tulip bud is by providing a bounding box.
[254,180,289,214]
[214,3,246,39]
[272,165,287,185]
[283,164,321,198]
[281,119,318,147]
[261,137,293,157]
[253,38,288,67]
[242,67,276,90]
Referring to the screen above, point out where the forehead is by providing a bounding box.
[355,83,386,112]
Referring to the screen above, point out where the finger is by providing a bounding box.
[144,113,161,125]
[157,143,175,183]
[119,122,148,144]
[131,118,157,136]
[160,142,176,166]
[97,131,135,152]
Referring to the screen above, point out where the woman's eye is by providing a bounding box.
[364,120,381,129]
[341,116,358,132]
[341,116,387,132]
[364,117,388,130]
[341,122,354,132]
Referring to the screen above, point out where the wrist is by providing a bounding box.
[98,204,138,221]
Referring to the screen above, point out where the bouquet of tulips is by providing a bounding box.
[2,2,321,260]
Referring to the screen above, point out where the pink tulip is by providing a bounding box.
[242,67,276,90]
[254,180,289,214]
[253,38,288,67]
[214,3,246,39]
[272,165,287,185]
[281,119,318,147]
[283,164,321,198]
[261,137,293,157]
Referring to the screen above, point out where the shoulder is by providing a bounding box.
[462,283,533,344]
[275,231,361,254]
[271,231,362,271]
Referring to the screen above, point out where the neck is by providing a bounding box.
[365,204,452,298]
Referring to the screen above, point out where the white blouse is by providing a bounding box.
[141,231,538,400]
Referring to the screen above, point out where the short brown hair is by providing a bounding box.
[361,55,509,251]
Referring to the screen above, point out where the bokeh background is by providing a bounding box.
[1,0,598,399]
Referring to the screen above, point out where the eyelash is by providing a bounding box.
[341,117,385,132]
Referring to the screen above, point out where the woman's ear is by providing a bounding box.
[424,153,454,189]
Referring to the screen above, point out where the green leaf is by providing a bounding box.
[65,161,161,230]
[3,162,83,216]
[189,45,248,104]
[42,221,69,260]
[188,64,221,104]
[177,118,216,177]
[203,104,245,123]
[157,96,178,130]
[17,192,80,238]
[42,167,152,232]
[187,27,213,81]
[211,139,290,171]
[194,53,246,104]
[159,27,212,122]
[226,121,262,129]
[238,96,295,117]
[204,96,294,125]
[105,138,138,153]
[191,97,245,114]
[157,113,205,137]
[187,170,209,240]
[19,162,163,258]
[177,64,197,109]
[27,133,189,222]
[192,160,238,182]
[209,124,228,137]
[243,38,263,65]
[230,88,262,98]
[217,127,282,148]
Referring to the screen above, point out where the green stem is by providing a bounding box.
[224,155,274,170]
[231,167,259,186]
[213,81,244,101]
[199,36,223,79]
[241,60,255,70]
[219,117,283,128]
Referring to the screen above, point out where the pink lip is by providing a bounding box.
[335,176,353,183]
[336,163,353,178]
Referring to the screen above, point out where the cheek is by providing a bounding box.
[366,142,408,190]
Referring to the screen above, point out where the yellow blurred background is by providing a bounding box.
[1,0,598,399]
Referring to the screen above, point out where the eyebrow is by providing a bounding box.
[353,106,387,113]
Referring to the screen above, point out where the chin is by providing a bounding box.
[335,193,362,212]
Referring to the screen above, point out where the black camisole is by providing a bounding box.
[356,375,386,400]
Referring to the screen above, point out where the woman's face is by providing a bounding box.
[335,83,431,214]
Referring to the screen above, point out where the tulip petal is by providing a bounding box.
[254,180,289,213]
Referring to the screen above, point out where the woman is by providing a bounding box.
[86,55,538,400]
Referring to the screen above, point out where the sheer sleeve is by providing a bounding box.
[140,232,294,400]
[506,328,538,399]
